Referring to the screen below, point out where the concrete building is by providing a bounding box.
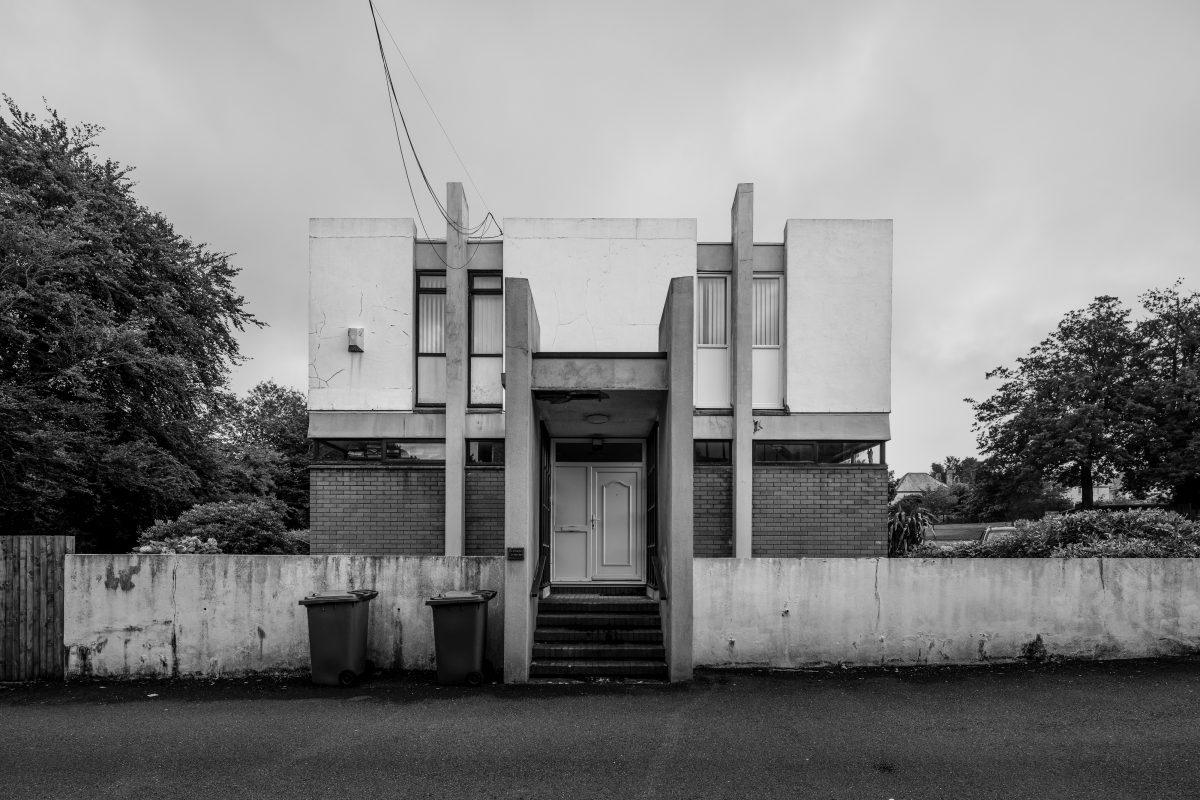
[308,183,892,681]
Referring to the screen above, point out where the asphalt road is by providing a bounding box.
[3,660,1198,800]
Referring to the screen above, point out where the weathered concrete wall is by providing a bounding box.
[694,558,1200,668]
[64,555,504,678]
[504,218,696,351]
[308,218,416,411]
[784,219,891,413]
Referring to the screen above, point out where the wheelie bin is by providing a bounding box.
[298,589,378,686]
[425,589,497,685]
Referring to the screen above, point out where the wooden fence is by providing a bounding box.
[0,535,74,681]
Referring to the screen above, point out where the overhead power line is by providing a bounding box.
[366,0,502,246]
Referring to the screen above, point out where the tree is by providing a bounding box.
[968,297,1140,508]
[1124,283,1200,509]
[208,381,309,528]
[961,460,1071,522]
[0,98,259,551]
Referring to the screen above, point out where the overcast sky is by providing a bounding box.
[4,0,1198,474]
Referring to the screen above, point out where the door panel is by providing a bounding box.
[550,454,645,583]
[591,468,642,580]
[551,465,589,581]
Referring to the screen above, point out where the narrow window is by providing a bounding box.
[752,275,784,409]
[416,272,447,406]
[695,275,731,407]
[469,272,503,407]
[466,439,505,466]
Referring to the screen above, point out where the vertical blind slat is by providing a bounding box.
[471,294,503,354]
[698,276,727,346]
[419,293,445,353]
[753,277,780,347]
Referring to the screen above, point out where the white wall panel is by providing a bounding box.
[785,219,892,413]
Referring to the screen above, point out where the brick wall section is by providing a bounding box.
[752,464,888,557]
[309,466,445,555]
[694,466,734,557]
[465,467,505,555]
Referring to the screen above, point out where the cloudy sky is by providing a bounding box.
[4,0,1198,474]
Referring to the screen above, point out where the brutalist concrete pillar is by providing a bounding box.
[730,184,754,558]
[502,278,540,683]
[658,276,695,681]
[443,183,468,556]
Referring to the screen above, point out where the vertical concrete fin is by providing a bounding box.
[444,183,469,556]
[731,184,754,558]
[658,276,695,681]
[502,278,539,683]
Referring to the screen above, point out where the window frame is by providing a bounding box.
[466,438,505,467]
[311,438,447,464]
[415,270,448,408]
[696,274,730,349]
[751,273,785,410]
[752,440,885,465]
[468,270,504,409]
[693,439,732,465]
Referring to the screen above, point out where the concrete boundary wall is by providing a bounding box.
[64,555,504,679]
[694,558,1200,668]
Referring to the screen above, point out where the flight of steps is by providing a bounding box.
[531,586,667,680]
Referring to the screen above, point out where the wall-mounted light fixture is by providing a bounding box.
[348,327,365,353]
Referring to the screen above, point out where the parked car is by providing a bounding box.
[981,525,1018,543]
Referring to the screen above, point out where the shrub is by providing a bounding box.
[134,499,309,555]
[908,508,1200,557]
[135,535,222,555]
[889,499,935,556]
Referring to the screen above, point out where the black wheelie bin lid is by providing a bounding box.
[425,589,497,606]
[299,589,379,606]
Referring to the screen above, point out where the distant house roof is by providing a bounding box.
[894,472,947,496]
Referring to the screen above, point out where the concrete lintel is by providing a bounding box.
[693,414,733,439]
[531,357,668,392]
[504,218,697,240]
[464,412,505,439]
[752,412,891,441]
[308,218,416,238]
[307,411,446,439]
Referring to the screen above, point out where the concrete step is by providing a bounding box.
[530,659,668,680]
[536,612,661,629]
[538,596,658,614]
[534,627,664,644]
[550,585,646,597]
[533,642,666,660]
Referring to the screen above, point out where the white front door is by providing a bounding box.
[551,464,644,583]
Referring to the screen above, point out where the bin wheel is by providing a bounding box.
[338,670,359,687]
[465,671,484,687]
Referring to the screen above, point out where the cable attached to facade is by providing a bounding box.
[367,0,503,251]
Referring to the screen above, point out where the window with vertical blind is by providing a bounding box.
[695,275,731,407]
[697,275,728,346]
[469,272,503,407]
[752,275,784,408]
[416,271,447,406]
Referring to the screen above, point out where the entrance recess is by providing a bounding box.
[550,440,645,583]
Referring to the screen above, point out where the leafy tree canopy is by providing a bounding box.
[968,286,1200,509]
[0,98,260,550]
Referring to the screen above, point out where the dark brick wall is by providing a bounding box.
[752,464,887,557]
[465,467,505,555]
[694,466,734,557]
[309,466,445,555]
